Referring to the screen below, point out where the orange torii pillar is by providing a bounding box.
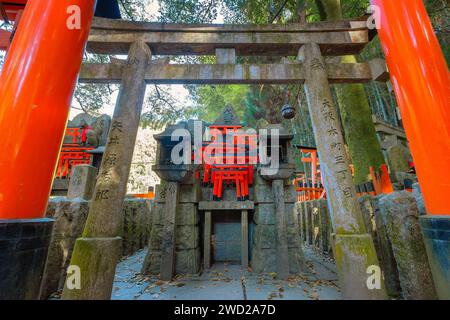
[372,0,450,299]
[0,0,96,299]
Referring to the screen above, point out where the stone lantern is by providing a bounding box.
[258,124,296,180]
[152,121,197,183]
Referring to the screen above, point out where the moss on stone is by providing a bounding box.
[316,0,386,185]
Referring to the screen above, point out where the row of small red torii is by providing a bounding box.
[295,146,395,202]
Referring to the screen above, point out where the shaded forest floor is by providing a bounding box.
[112,247,341,300]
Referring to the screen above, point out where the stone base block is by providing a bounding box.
[379,192,437,299]
[122,199,152,256]
[334,234,387,300]
[419,215,450,300]
[0,218,54,300]
[152,202,199,226]
[253,175,291,187]
[253,224,300,249]
[200,187,255,201]
[155,183,200,203]
[253,184,297,203]
[142,248,200,275]
[61,237,121,300]
[254,203,295,225]
[67,165,98,200]
[40,200,89,299]
[251,247,304,274]
[412,183,427,215]
[150,225,199,250]
[360,195,401,298]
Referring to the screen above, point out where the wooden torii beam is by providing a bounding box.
[79,59,388,85]
[87,17,370,56]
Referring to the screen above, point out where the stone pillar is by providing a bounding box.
[67,165,98,200]
[273,179,289,279]
[40,199,90,299]
[379,192,437,299]
[311,200,321,248]
[299,43,386,300]
[412,183,427,216]
[305,201,313,245]
[142,181,201,276]
[252,178,304,274]
[419,216,450,299]
[318,199,330,253]
[241,210,249,269]
[160,182,179,281]
[295,202,301,240]
[359,195,401,298]
[121,198,153,257]
[204,211,212,269]
[62,41,152,300]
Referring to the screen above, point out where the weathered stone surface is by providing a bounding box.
[311,201,321,248]
[419,216,450,300]
[0,219,54,300]
[378,192,437,299]
[82,41,153,239]
[155,183,201,203]
[200,187,255,202]
[40,199,90,299]
[318,199,331,253]
[253,183,297,203]
[121,198,152,256]
[67,165,98,200]
[251,248,276,273]
[42,197,152,298]
[295,202,306,243]
[395,172,417,188]
[288,248,305,274]
[61,237,121,300]
[251,247,304,274]
[201,187,213,201]
[358,195,373,234]
[150,225,199,250]
[142,249,200,275]
[254,203,295,225]
[253,225,300,249]
[300,202,308,243]
[86,114,111,147]
[334,234,387,300]
[152,202,199,226]
[412,183,427,215]
[45,197,67,218]
[386,144,411,182]
[360,195,401,298]
[305,201,314,245]
[67,42,152,299]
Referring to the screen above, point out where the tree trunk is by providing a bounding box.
[315,0,386,184]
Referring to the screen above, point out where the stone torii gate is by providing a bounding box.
[62,17,389,300]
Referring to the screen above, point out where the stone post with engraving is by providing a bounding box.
[298,43,387,299]
[62,41,152,300]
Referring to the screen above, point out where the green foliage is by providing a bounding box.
[425,0,450,64]
[73,54,117,115]
[0,0,447,131]
[185,85,249,123]
[158,0,219,23]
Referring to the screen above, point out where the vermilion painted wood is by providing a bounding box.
[0,0,96,219]
[372,0,450,215]
[0,0,27,20]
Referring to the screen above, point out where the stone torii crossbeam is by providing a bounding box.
[64,17,390,300]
